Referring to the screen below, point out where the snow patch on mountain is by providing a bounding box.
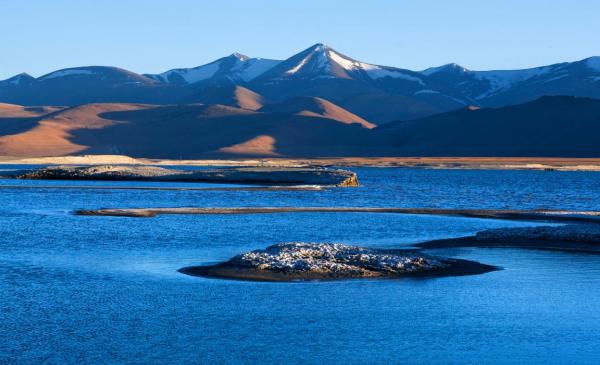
[286,44,334,75]
[421,63,469,76]
[158,55,280,83]
[230,52,249,61]
[326,48,424,83]
[476,67,552,86]
[233,58,280,81]
[473,66,556,99]
[286,56,311,75]
[39,69,95,80]
[327,50,368,70]
[414,89,440,95]
[367,68,425,83]
[159,62,221,84]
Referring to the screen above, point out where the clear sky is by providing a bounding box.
[1,0,599,79]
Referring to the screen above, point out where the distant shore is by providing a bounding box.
[2,155,600,171]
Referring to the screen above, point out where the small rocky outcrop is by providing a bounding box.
[13,165,359,187]
[179,242,496,281]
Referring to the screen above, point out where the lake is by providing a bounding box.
[1,167,599,364]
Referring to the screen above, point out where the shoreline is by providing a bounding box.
[178,258,499,282]
[0,184,324,192]
[177,242,499,282]
[2,155,600,171]
[9,165,359,187]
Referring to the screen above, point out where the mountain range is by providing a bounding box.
[2,43,599,124]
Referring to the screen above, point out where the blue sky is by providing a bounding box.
[1,0,599,79]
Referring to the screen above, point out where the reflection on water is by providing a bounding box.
[1,167,599,364]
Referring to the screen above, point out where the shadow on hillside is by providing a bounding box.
[68,104,380,159]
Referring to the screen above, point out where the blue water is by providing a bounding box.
[1,168,599,364]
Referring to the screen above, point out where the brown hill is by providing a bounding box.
[0,102,374,158]
[0,103,151,156]
[259,96,375,128]
[339,93,461,124]
[0,103,64,117]
[2,96,600,158]
[375,96,600,157]
[195,85,265,110]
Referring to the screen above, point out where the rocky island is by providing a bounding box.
[179,242,497,281]
[11,165,359,187]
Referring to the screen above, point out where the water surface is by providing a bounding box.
[1,168,599,364]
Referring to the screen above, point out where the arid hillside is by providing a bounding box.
[1,96,600,158]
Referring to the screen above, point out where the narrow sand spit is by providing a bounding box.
[75,207,600,223]
[417,224,600,252]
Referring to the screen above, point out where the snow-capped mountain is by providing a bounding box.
[0,44,598,123]
[254,43,424,84]
[420,57,600,107]
[147,53,280,85]
[250,44,444,120]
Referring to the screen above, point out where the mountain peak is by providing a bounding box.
[151,53,281,85]
[254,43,425,84]
[310,43,329,50]
[3,72,35,85]
[303,43,338,56]
[421,63,469,76]
[280,43,354,78]
[230,52,249,61]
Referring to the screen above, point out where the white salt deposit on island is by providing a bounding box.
[230,242,447,275]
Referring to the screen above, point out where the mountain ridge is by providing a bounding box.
[1,44,598,123]
[375,95,600,157]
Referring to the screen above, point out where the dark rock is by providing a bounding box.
[14,165,359,187]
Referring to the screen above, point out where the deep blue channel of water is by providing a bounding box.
[1,167,599,364]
